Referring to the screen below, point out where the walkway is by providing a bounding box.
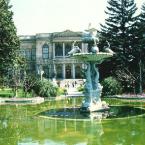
[66,87,84,97]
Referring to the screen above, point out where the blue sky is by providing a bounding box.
[10,0,145,35]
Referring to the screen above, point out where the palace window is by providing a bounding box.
[25,49,31,60]
[31,48,36,60]
[55,43,63,57]
[65,64,71,79]
[56,65,63,79]
[65,43,72,56]
[42,44,49,59]
[20,49,25,57]
[75,65,82,78]
[43,65,49,78]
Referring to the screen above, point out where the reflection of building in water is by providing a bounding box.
[19,118,104,145]
[19,30,94,80]
[89,111,109,121]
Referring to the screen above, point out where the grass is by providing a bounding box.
[102,98,145,108]
[0,88,33,98]
[0,88,13,97]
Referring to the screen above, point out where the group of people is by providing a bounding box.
[64,80,77,88]
[57,79,84,89]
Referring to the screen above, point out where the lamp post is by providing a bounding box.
[52,60,57,86]
[40,70,44,81]
[13,63,19,97]
[37,65,44,81]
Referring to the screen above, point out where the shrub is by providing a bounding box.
[101,77,123,96]
[77,85,84,92]
[32,79,58,97]
[57,87,67,96]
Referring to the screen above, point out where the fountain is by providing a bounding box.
[71,29,113,112]
[38,29,145,121]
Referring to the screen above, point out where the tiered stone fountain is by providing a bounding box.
[70,30,113,112]
[73,53,112,112]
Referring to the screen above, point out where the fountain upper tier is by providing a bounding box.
[72,52,113,63]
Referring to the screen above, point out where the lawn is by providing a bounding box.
[0,88,33,98]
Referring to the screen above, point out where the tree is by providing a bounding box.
[0,0,20,77]
[98,0,137,68]
[23,74,37,98]
[98,0,140,93]
[101,76,123,96]
[115,68,138,93]
[130,3,145,93]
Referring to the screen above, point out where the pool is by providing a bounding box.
[0,99,144,145]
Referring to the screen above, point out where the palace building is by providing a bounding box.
[19,30,90,80]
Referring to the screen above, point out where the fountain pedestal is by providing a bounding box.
[73,53,112,112]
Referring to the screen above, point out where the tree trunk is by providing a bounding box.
[139,59,142,94]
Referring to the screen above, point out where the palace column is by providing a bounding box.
[72,63,75,79]
[53,43,55,59]
[62,64,66,79]
[63,43,65,58]
[81,43,85,53]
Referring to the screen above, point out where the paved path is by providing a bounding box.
[67,87,84,97]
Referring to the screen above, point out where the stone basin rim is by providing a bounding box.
[38,105,145,121]
[72,52,113,62]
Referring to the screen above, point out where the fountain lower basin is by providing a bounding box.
[39,105,145,120]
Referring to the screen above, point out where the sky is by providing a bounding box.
[10,0,145,35]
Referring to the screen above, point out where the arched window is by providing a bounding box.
[42,44,49,59]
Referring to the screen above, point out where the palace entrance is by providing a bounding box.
[65,64,71,79]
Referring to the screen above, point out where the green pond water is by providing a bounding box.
[0,98,145,145]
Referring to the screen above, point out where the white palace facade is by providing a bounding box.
[19,30,89,80]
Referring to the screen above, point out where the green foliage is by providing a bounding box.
[0,88,12,97]
[132,3,145,93]
[98,0,137,56]
[32,79,58,97]
[57,87,67,96]
[98,0,145,93]
[23,74,37,97]
[98,0,138,70]
[0,0,20,77]
[0,88,32,98]
[101,77,123,96]
[77,85,84,92]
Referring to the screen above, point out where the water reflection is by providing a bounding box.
[89,111,109,121]
[18,117,104,145]
[0,103,145,145]
[18,139,67,145]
